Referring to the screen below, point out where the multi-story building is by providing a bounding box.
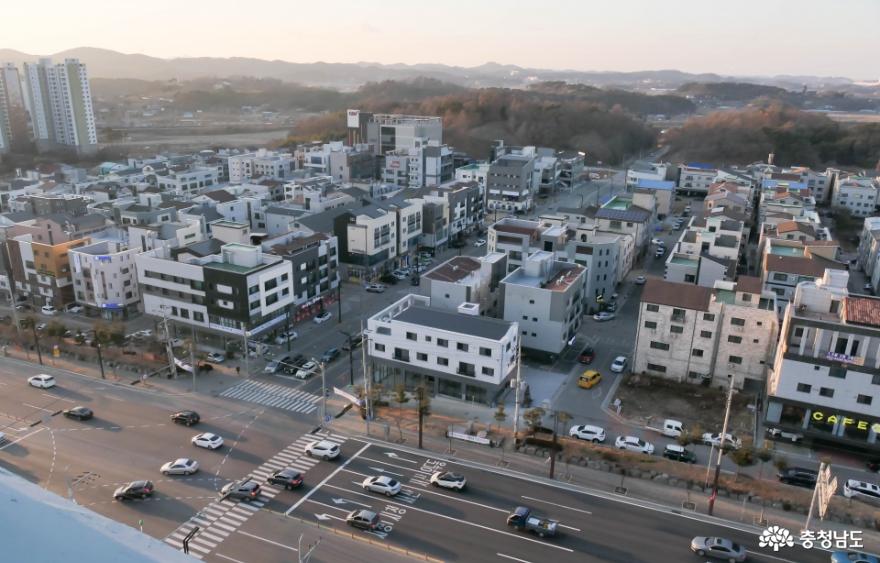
[23,58,97,155]
[633,277,777,390]
[454,162,490,193]
[704,183,751,216]
[486,152,538,214]
[422,254,508,318]
[69,239,141,319]
[589,192,654,250]
[626,161,668,188]
[364,113,443,156]
[676,163,717,195]
[0,63,30,152]
[765,269,880,452]
[857,217,880,294]
[412,181,483,243]
[501,251,586,356]
[762,238,845,315]
[228,150,294,184]
[831,175,878,218]
[155,167,219,196]
[266,232,339,307]
[366,294,519,404]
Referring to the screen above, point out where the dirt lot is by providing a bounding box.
[615,373,757,440]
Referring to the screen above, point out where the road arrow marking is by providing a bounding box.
[384,452,417,464]
[331,497,372,508]
[368,466,404,477]
[314,513,343,522]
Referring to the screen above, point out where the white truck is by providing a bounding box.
[646,419,684,438]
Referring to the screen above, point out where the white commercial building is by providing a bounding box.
[831,175,878,218]
[69,240,141,319]
[155,167,219,195]
[228,150,294,184]
[676,164,717,195]
[858,217,880,294]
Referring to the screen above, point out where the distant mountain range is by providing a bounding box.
[0,47,866,92]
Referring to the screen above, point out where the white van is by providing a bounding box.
[662,419,684,438]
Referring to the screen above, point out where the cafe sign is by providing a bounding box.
[825,352,865,366]
[812,410,880,433]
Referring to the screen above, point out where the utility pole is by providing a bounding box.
[241,329,250,377]
[549,410,558,479]
[189,323,197,392]
[417,386,425,449]
[160,308,175,378]
[94,334,105,379]
[314,359,326,429]
[360,321,372,435]
[708,376,736,516]
[30,320,43,365]
[340,329,356,387]
[284,306,292,353]
[336,283,342,323]
[512,339,523,444]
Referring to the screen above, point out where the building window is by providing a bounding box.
[437,357,448,366]
[700,330,712,338]
[670,325,684,334]
[692,348,704,357]
[457,362,475,377]
[829,366,847,379]
[479,347,492,357]
[793,327,804,337]
[857,394,873,405]
[727,335,742,344]
[437,338,448,348]
[650,341,670,351]
[796,383,812,393]
[703,313,715,321]
[646,363,667,373]
[872,374,880,386]
[406,332,417,341]
[193,312,204,322]
[457,342,468,352]
[646,304,659,312]
[393,348,410,362]
[730,317,745,326]
[417,352,428,362]
[481,366,494,376]
[374,343,385,352]
[728,355,742,365]
[819,387,834,398]
[671,308,685,322]
[644,321,657,329]
[773,273,787,281]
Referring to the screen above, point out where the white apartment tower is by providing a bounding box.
[0,63,30,153]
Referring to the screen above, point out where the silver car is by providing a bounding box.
[160,458,199,476]
[690,536,747,562]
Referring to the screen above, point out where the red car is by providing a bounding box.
[578,347,595,364]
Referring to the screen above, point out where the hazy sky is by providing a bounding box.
[6,0,880,79]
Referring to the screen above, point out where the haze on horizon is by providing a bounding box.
[6,0,880,80]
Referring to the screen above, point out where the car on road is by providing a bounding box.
[40,305,58,316]
[191,432,224,450]
[362,475,401,497]
[288,354,308,369]
[843,479,880,505]
[342,333,364,351]
[662,444,697,463]
[830,552,880,563]
[506,506,558,538]
[365,283,386,293]
[430,471,467,490]
[346,509,381,531]
[220,479,262,502]
[379,273,398,285]
[63,406,93,421]
[160,458,199,476]
[610,356,627,373]
[135,329,153,338]
[593,311,615,322]
[113,480,154,501]
[654,248,665,258]
[275,331,298,345]
[320,348,340,363]
[474,239,487,248]
[264,357,287,374]
[167,338,184,347]
[313,311,332,324]
[268,468,303,490]
[650,238,664,246]
[777,467,818,488]
[304,440,340,460]
[66,304,84,314]
[614,435,654,454]
[577,347,594,364]
[171,410,200,426]
[577,370,602,389]
[569,424,606,443]
[295,360,318,380]
[391,270,409,280]
[864,283,874,294]
[701,432,742,450]
[765,427,803,442]
[634,275,647,285]
[689,536,746,562]
[28,374,56,389]
[205,352,226,363]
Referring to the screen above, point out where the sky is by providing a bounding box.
[5,0,880,79]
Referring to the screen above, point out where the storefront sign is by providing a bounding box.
[825,352,865,366]
[811,410,880,433]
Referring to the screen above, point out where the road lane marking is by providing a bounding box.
[745,550,804,563]
[322,483,574,552]
[521,496,592,515]
[237,530,298,552]
[41,393,74,403]
[285,442,371,515]
[0,426,45,451]
[497,554,533,563]
[22,402,53,412]
[383,451,418,464]
[216,554,247,563]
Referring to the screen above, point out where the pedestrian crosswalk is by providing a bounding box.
[164,430,349,558]
[219,379,320,414]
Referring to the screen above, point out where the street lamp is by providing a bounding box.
[311,357,327,429]
[338,329,356,387]
[82,328,105,379]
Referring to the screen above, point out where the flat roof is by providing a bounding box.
[395,305,513,340]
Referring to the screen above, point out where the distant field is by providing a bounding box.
[101,127,291,151]
[808,111,880,123]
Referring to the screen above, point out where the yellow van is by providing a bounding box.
[578,370,602,389]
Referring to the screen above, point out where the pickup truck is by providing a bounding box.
[507,506,558,538]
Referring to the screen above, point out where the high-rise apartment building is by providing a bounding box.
[0,63,30,152]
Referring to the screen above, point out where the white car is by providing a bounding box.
[28,374,56,389]
[593,312,616,322]
[634,275,647,285]
[569,424,606,443]
[295,361,318,380]
[135,329,153,338]
[614,435,654,455]
[206,352,226,363]
[304,440,340,460]
[362,475,401,496]
[40,305,58,316]
[429,471,467,490]
[474,239,487,248]
[610,356,627,373]
[275,331,298,344]
[168,338,184,348]
[701,432,742,450]
[191,432,224,450]
[160,458,199,476]
[391,270,409,281]
[650,238,664,246]
[843,479,880,504]
[66,305,83,314]
[313,311,332,324]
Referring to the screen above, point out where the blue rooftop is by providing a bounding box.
[686,162,715,170]
[635,179,675,190]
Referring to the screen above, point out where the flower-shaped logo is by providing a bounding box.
[759,526,794,551]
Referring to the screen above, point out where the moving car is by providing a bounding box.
[689,536,746,562]
[614,435,654,454]
[220,479,262,502]
[654,248,665,258]
[634,275,647,285]
[593,311,615,322]
[569,424,606,443]
[662,444,697,463]
[650,238,664,246]
[577,370,602,389]
[313,311,332,324]
[577,347,595,364]
[191,432,224,450]
[168,338,184,348]
[610,356,627,373]
[63,406,93,421]
[777,467,818,488]
[113,480,154,501]
[206,352,226,363]
[346,509,381,531]
[843,479,880,505]
[295,360,318,380]
[304,440,340,460]
[264,358,286,374]
[275,331,298,345]
[474,239,487,247]
[506,506,558,538]
[40,305,58,316]
[171,410,200,426]
[362,475,401,496]
[365,283,386,293]
[160,458,199,476]
[320,348,340,363]
[267,468,303,490]
[66,304,84,314]
[701,432,742,450]
[429,471,467,491]
[830,552,880,563]
[28,374,56,389]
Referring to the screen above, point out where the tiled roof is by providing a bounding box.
[775,221,815,235]
[764,254,829,277]
[203,189,235,203]
[846,297,880,328]
[595,206,651,223]
[424,257,482,283]
[735,276,764,295]
[641,277,713,311]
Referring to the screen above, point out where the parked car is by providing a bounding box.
[391,270,409,280]
[28,374,56,389]
[342,334,364,351]
[365,283,386,293]
[35,322,47,331]
[346,509,381,531]
[634,275,647,285]
[264,358,286,374]
[765,427,803,442]
[610,356,627,373]
[171,410,200,426]
[267,468,303,490]
[689,536,746,562]
[63,406,93,421]
[40,305,58,316]
[379,273,398,285]
[66,304,83,314]
[593,311,615,322]
[577,347,595,364]
[313,311,332,324]
[304,440,340,460]
[614,435,654,454]
[191,432,224,450]
[830,552,880,563]
[864,283,874,293]
[362,475,401,496]
[844,479,880,505]
[289,354,308,368]
[474,239,487,248]
[777,467,818,488]
[701,432,742,450]
[113,480,154,501]
[160,458,199,476]
[603,302,617,313]
[506,506,558,538]
[168,338,184,348]
[568,424,606,443]
[275,331,298,345]
[221,479,262,502]
[650,238,664,246]
[662,444,697,463]
[206,352,226,363]
[295,361,318,380]
[654,248,665,258]
[577,370,602,389]
[429,471,466,490]
[321,348,340,363]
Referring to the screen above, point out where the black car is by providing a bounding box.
[778,467,818,488]
[346,509,380,530]
[320,348,340,363]
[342,334,364,351]
[268,468,303,490]
[220,479,262,501]
[662,444,697,463]
[171,410,200,426]
[114,480,154,501]
[63,406,93,421]
[379,273,398,285]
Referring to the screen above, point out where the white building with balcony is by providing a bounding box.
[69,240,141,319]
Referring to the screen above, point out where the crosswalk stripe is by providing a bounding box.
[212,521,238,532]
[189,543,212,554]
[225,511,249,521]
[200,531,226,542]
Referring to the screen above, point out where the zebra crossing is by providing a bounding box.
[163,431,349,558]
[218,379,320,414]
